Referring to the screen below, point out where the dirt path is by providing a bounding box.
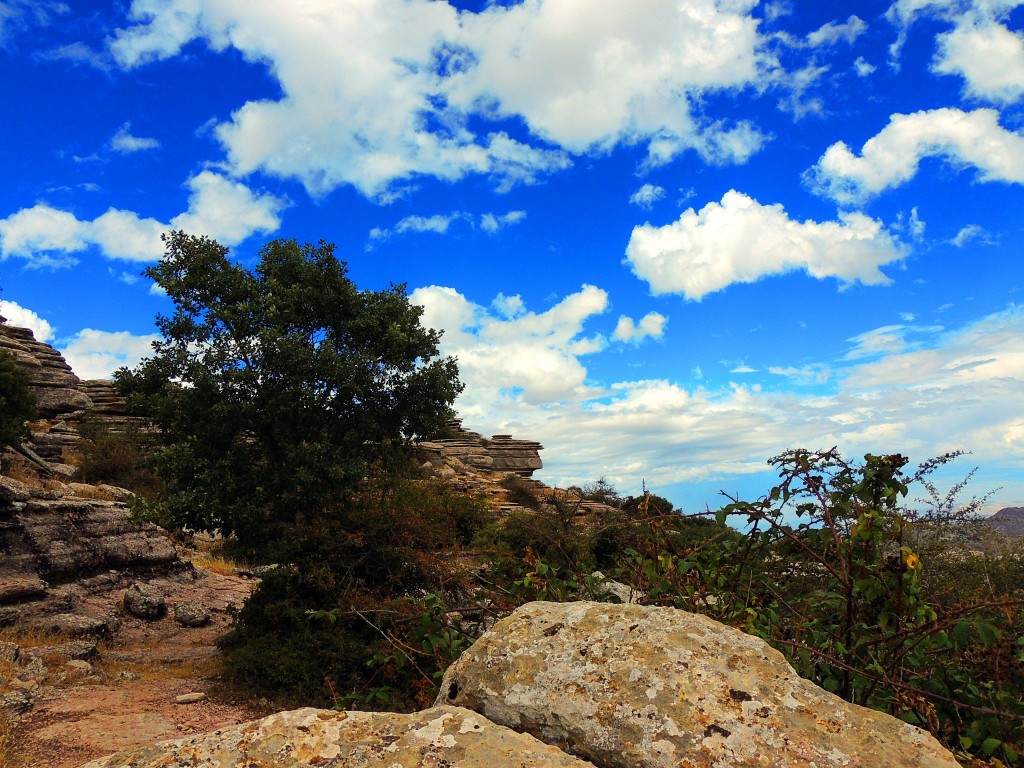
[9,567,270,768]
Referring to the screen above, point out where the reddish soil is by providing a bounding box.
[12,568,269,768]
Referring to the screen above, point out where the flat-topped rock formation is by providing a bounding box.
[0,319,149,474]
[419,419,543,478]
[0,320,90,420]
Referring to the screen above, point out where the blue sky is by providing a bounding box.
[1,0,1022,513]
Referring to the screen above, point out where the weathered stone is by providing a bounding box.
[439,601,961,768]
[0,576,46,604]
[589,572,638,603]
[65,659,93,674]
[0,689,32,717]
[0,641,18,664]
[77,705,597,768]
[418,419,543,478]
[124,582,165,619]
[36,613,110,637]
[174,692,206,704]
[0,475,31,503]
[25,640,97,661]
[173,602,210,627]
[19,655,48,681]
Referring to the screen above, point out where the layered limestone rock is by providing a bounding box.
[438,601,962,768]
[0,475,180,626]
[77,705,598,768]
[0,319,188,631]
[419,419,543,478]
[0,321,91,419]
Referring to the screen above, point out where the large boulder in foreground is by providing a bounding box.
[438,601,961,768]
[77,705,597,768]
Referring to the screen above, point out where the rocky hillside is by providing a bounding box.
[987,506,1024,537]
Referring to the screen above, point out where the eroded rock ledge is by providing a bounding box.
[419,419,543,478]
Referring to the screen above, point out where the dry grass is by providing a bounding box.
[0,626,75,691]
[1,454,62,493]
[0,711,22,768]
[0,626,66,652]
[93,651,223,683]
[188,552,244,576]
[66,485,116,502]
[183,534,250,576]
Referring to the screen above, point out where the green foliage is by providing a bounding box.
[476,491,592,575]
[570,477,623,507]
[499,474,544,511]
[0,349,35,448]
[219,564,380,709]
[485,452,1023,764]
[693,449,1024,765]
[115,232,462,548]
[220,470,489,707]
[74,419,163,498]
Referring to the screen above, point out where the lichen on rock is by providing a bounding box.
[438,600,962,768]
[76,705,598,768]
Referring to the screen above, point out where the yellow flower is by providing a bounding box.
[905,553,920,569]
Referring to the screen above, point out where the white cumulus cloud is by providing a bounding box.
[110,122,160,153]
[887,0,1024,102]
[612,312,667,344]
[624,190,905,301]
[952,223,994,246]
[412,283,610,406]
[806,108,1024,204]
[406,285,1024,504]
[0,0,66,46]
[806,15,867,47]
[59,329,160,380]
[629,184,666,209]
[109,0,770,198]
[0,171,285,266]
[934,21,1024,103]
[0,300,54,342]
[480,210,526,234]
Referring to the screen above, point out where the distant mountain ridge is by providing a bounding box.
[986,506,1024,537]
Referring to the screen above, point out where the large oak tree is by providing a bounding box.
[116,232,462,548]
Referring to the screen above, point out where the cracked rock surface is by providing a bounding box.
[77,705,598,768]
[438,601,962,768]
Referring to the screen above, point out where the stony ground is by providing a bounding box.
[6,564,270,768]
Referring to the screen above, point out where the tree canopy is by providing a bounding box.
[0,349,36,448]
[116,232,462,546]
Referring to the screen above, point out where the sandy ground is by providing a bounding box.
[10,567,269,768]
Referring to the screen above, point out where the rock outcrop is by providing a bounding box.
[0,475,180,628]
[987,506,1024,537]
[79,600,964,768]
[0,318,187,631]
[419,419,543,478]
[438,601,962,768]
[77,705,597,768]
[0,319,149,471]
[0,320,90,421]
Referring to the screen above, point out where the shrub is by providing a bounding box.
[73,419,163,499]
[0,349,35,449]
[663,449,1024,766]
[220,468,490,708]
